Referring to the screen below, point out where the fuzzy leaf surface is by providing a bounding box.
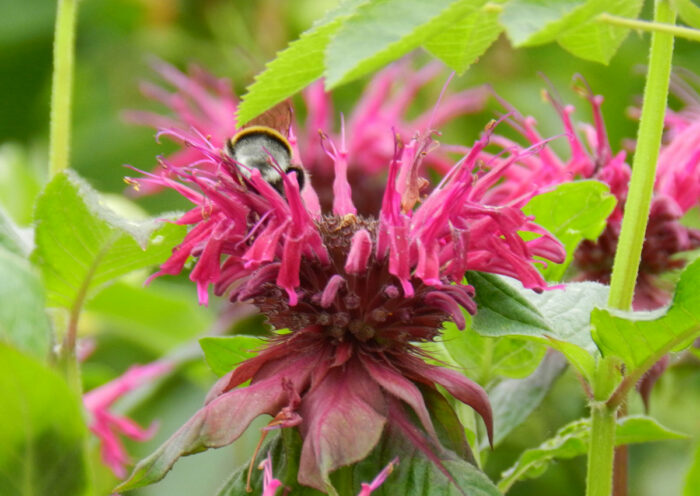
[324,0,486,88]
[497,415,687,492]
[236,0,369,124]
[200,335,266,377]
[499,0,585,46]
[523,180,616,281]
[0,248,50,359]
[423,2,504,74]
[468,272,609,382]
[591,257,700,375]
[32,171,186,309]
[500,0,643,63]
[441,320,547,385]
[556,0,643,63]
[0,208,29,257]
[486,352,568,448]
[0,144,43,226]
[0,344,89,496]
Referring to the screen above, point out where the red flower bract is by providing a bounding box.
[120,65,564,492]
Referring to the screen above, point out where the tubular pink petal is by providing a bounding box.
[345,228,373,274]
[321,275,346,308]
[321,119,357,217]
[84,361,172,477]
[277,233,303,306]
[243,221,288,266]
[107,415,158,441]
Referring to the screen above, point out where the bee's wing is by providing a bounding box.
[243,100,293,137]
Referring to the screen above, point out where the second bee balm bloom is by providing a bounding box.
[118,83,564,492]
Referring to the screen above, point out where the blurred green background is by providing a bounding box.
[2,0,699,495]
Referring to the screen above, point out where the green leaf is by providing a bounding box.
[324,0,486,89]
[236,0,370,124]
[85,281,213,353]
[199,335,266,377]
[0,144,43,226]
[684,441,700,496]
[486,352,568,447]
[499,0,586,46]
[31,171,186,310]
[591,257,700,377]
[498,415,686,492]
[468,271,609,382]
[675,0,700,29]
[441,320,547,385]
[423,2,504,74]
[500,0,643,63]
[0,248,51,359]
[523,180,616,281]
[0,208,30,257]
[557,0,644,64]
[0,343,89,496]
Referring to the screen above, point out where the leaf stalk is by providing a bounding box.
[597,12,700,42]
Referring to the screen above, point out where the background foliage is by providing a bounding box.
[2,0,700,495]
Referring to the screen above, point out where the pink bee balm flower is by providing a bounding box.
[83,361,173,478]
[118,67,564,492]
[126,61,487,210]
[484,79,700,311]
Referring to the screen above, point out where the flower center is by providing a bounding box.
[246,215,451,348]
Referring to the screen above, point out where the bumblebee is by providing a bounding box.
[225,101,305,192]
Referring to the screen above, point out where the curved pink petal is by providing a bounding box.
[359,354,439,444]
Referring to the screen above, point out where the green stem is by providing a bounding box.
[597,13,700,42]
[586,401,618,496]
[586,3,677,496]
[586,356,620,496]
[49,0,78,177]
[607,0,676,311]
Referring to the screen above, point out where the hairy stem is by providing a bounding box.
[586,401,618,496]
[607,0,676,312]
[49,0,78,177]
[587,2,677,496]
[586,357,621,496]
